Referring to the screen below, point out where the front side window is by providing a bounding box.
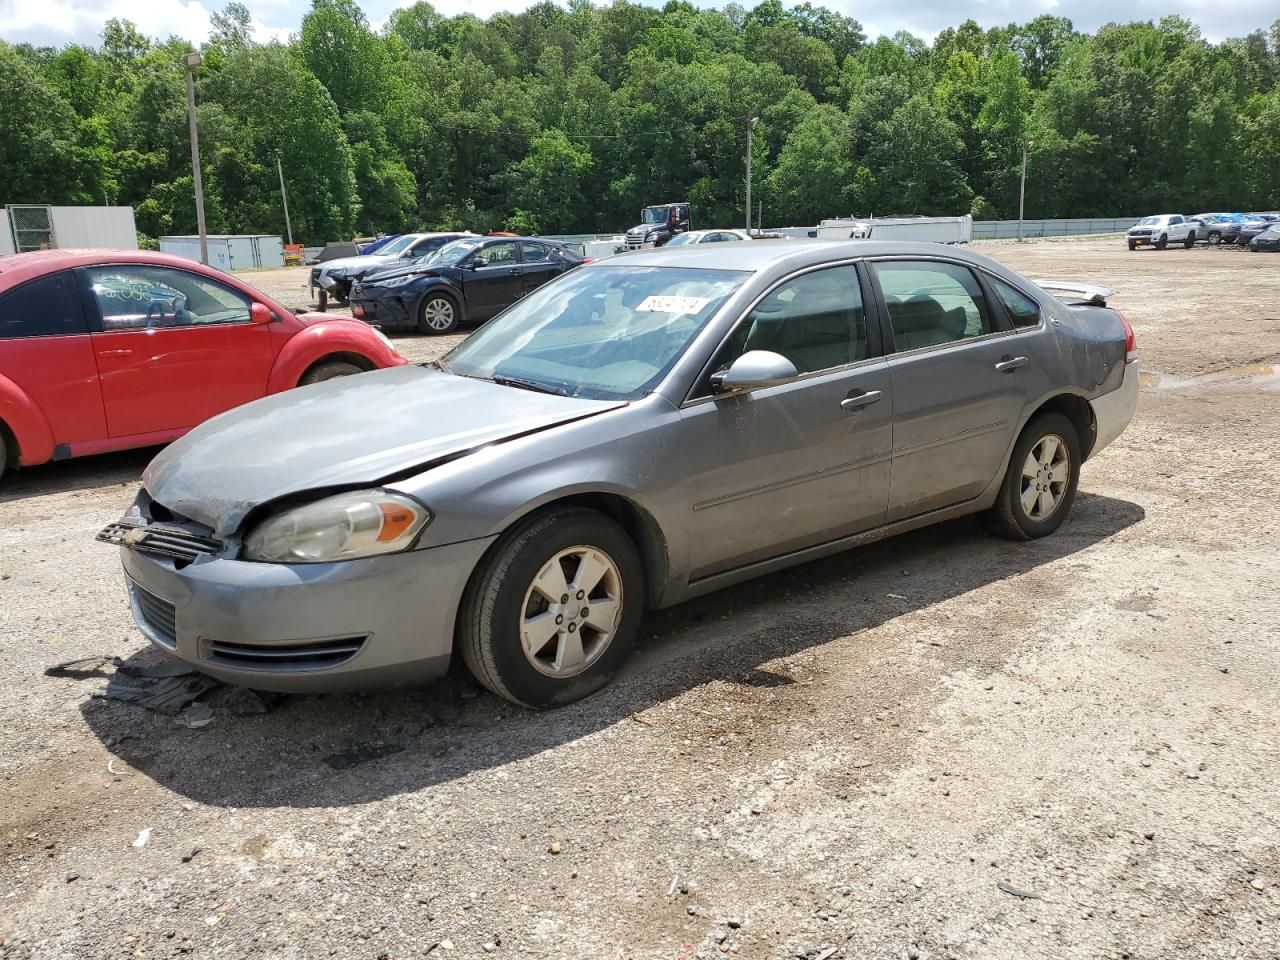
[704,264,868,385]
[872,260,991,352]
[446,265,746,400]
[87,266,251,331]
[477,241,517,265]
[0,271,87,339]
[990,277,1041,329]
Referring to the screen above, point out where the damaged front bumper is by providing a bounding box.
[115,534,495,692]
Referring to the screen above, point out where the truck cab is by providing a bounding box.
[623,203,692,250]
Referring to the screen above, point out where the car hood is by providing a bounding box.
[142,365,627,536]
[321,254,405,274]
[627,223,666,234]
[360,263,446,286]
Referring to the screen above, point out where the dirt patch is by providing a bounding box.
[0,240,1277,959]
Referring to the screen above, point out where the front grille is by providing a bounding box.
[97,519,221,564]
[207,637,366,672]
[131,583,177,649]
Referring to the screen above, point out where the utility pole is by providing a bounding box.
[276,153,294,246]
[758,199,763,233]
[1017,139,1033,242]
[182,51,208,264]
[745,117,759,235]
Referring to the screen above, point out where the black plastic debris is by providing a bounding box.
[45,656,123,680]
[100,661,219,715]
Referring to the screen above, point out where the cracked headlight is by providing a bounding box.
[243,490,430,563]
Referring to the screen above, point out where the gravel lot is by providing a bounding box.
[1,239,1277,960]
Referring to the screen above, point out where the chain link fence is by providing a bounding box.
[8,205,56,252]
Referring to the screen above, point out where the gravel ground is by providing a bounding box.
[1,239,1278,960]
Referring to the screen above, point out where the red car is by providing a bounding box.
[0,249,406,478]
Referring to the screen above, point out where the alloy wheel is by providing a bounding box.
[519,546,623,678]
[1020,434,1071,521]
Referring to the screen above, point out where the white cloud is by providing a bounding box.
[0,0,290,47]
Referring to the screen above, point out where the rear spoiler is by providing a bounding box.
[1035,280,1112,307]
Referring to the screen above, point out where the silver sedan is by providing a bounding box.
[101,242,1138,708]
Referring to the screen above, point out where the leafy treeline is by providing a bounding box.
[2,0,1278,244]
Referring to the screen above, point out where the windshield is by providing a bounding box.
[376,235,419,256]
[641,207,669,225]
[1136,217,1162,226]
[444,265,748,400]
[665,233,697,246]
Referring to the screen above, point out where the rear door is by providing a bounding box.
[0,270,107,448]
[867,258,1032,521]
[83,264,276,438]
[518,241,563,296]
[461,241,523,320]
[678,262,893,578]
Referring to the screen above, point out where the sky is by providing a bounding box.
[0,0,1275,50]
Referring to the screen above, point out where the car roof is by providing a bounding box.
[0,248,226,289]
[597,239,1001,274]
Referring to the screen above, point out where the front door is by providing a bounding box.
[83,265,276,438]
[462,241,523,320]
[678,263,893,580]
[866,258,1030,520]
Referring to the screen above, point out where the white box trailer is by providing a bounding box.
[160,234,285,271]
[817,216,972,244]
[2,204,138,253]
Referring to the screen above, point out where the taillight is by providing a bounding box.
[1116,309,1136,360]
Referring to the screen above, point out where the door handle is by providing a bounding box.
[98,349,133,357]
[994,355,1029,372]
[840,389,882,412]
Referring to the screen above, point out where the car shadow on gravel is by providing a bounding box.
[0,448,153,503]
[79,492,1145,808]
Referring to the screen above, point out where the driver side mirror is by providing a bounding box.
[249,302,273,325]
[710,350,799,393]
[469,257,489,269]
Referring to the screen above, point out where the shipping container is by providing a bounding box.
[159,234,285,270]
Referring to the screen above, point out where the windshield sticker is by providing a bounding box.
[636,295,710,314]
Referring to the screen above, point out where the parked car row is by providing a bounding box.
[1126,212,1279,250]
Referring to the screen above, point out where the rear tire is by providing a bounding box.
[0,430,7,481]
[458,507,645,709]
[1155,234,1168,250]
[417,292,460,335]
[299,361,364,386]
[1208,231,1222,246]
[982,412,1081,541]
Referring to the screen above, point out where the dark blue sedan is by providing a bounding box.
[350,236,586,334]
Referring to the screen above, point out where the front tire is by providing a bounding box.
[1183,232,1195,248]
[459,508,645,709]
[1208,230,1222,246]
[1127,240,1137,251]
[417,292,460,335]
[983,412,1081,541]
[299,360,364,386]
[1155,234,1168,250]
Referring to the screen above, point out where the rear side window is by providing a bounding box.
[990,277,1041,329]
[0,271,88,339]
[873,261,991,351]
[520,242,551,263]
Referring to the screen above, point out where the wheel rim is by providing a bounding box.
[519,546,623,678]
[421,298,455,330]
[1020,434,1071,522]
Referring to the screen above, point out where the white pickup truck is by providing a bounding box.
[1126,214,1196,250]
